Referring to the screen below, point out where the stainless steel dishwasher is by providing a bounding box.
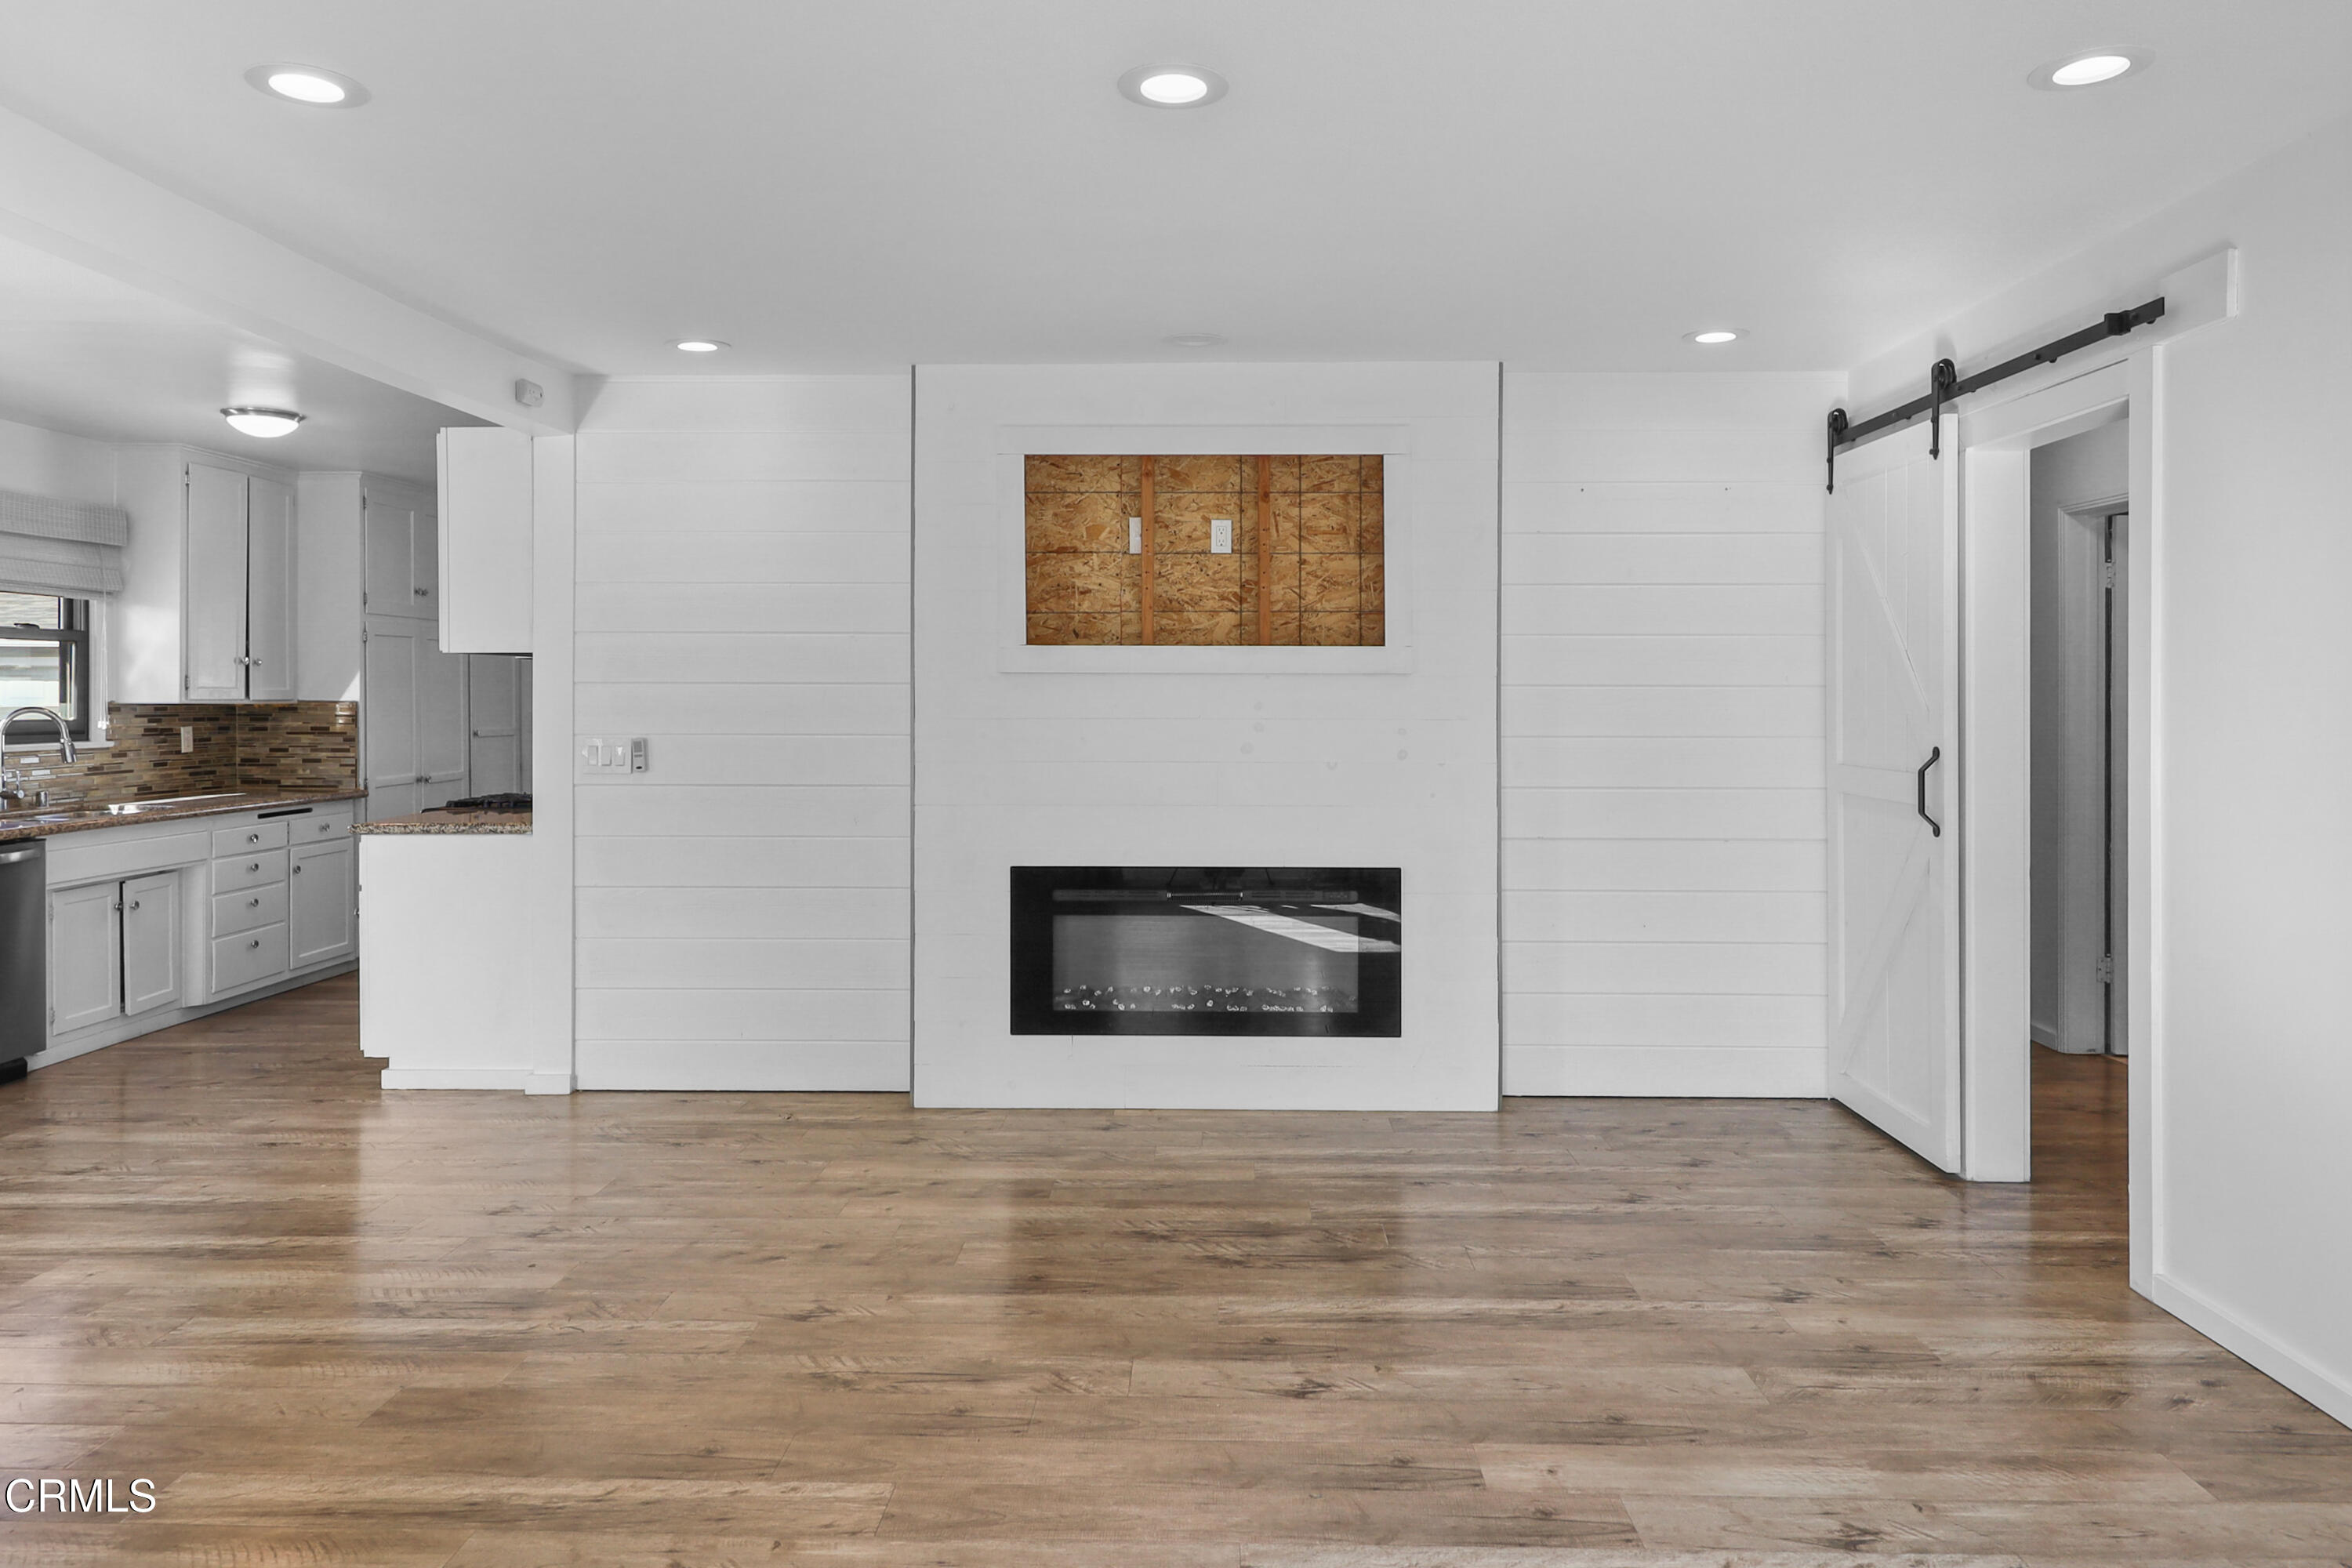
[1,838,43,1083]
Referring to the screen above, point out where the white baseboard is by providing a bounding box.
[29,960,357,1072]
[574,1039,912,1092]
[1502,1044,1826,1098]
[522,1072,575,1095]
[379,1067,536,1091]
[2145,1269,2352,1431]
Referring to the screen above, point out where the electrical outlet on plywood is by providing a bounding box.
[1023,454,1385,647]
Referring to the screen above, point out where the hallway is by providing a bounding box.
[1,977,2346,1564]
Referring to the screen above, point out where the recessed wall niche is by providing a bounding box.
[1025,454,1384,645]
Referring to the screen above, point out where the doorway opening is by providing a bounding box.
[2028,421,2129,1065]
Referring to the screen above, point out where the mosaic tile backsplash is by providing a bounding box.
[1025,454,1385,646]
[2,702,358,800]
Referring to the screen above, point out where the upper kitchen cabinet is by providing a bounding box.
[364,478,439,621]
[113,450,297,702]
[436,427,533,653]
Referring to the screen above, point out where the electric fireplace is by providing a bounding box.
[1011,866,1402,1036]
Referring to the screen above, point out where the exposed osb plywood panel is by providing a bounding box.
[1025,454,1384,645]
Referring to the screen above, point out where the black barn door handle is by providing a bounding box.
[1916,746,1942,837]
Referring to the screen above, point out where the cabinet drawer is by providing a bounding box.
[282,805,357,844]
[213,848,288,893]
[212,921,289,995]
[213,819,289,856]
[212,881,289,938]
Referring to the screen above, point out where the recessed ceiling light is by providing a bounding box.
[1686,329,1744,345]
[1118,63,1229,108]
[673,339,728,353]
[2027,49,2148,90]
[220,407,305,438]
[1163,332,1225,348]
[244,63,370,107]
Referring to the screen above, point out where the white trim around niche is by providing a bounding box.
[994,423,1414,674]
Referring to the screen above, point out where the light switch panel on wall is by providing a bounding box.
[579,737,647,774]
[1210,518,1233,554]
[1128,517,1142,554]
[179,726,194,753]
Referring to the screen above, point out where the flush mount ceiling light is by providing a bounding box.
[1685,328,1744,345]
[672,339,729,353]
[1118,63,1228,108]
[2027,49,2148,90]
[220,407,305,438]
[1163,332,1225,348]
[243,63,370,107]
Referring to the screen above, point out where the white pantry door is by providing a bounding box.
[1827,420,1962,1172]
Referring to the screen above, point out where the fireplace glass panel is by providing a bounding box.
[1011,867,1401,1036]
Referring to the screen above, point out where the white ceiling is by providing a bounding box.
[0,1,2347,376]
[0,233,477,481]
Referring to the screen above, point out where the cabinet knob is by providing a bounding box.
[128,900,140,912]
[292,864,303,875]
[248,833,261,843]
[247,862,260,872]
[248,896,261,907]
[248,938,260,950]
[413,587,428,597]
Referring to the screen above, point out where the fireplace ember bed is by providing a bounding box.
[1011,866,1401,1036]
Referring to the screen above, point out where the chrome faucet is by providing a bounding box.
[2,707,76,764]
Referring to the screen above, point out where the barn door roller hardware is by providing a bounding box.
[1824,296,2165,492]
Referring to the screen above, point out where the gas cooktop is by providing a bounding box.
[443,793,532,813]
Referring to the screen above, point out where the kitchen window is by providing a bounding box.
[0,589,93,742]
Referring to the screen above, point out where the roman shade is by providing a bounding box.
[0,487,129,595]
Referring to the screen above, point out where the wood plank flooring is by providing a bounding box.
[2,974,2346,1566]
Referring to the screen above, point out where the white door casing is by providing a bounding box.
[1826,419,1963,1173]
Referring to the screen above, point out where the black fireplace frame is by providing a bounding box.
[1010,866,1402,1037]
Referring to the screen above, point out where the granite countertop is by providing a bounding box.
[353,808,532,836]
[0,787,368,844]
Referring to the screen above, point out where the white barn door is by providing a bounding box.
[1827,421,1962,1171]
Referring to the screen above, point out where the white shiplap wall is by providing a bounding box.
[1501,372,1840,1096]
[572,376,912,1090]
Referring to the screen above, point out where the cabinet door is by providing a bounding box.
[245,476,296,700]
[364,494,417,617]
[437,426,533,653]
[417,630,470,808]
[363,619,422,820]
[412,504,441,625]
[48,881,120,1035]
[184,464,249,700]
[120,871,180,1017]
[289,840,354,968]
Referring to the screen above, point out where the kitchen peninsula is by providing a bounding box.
[353,793,547,1090]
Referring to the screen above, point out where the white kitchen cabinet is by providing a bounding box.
[362,617,470,819]
[437,426,534,653]
[49,880,121,1036]
[289,838,355,967]
[245,477,296,700]
[119,871,181,1017]
[183,463,299,701]
[365,484,439,620]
